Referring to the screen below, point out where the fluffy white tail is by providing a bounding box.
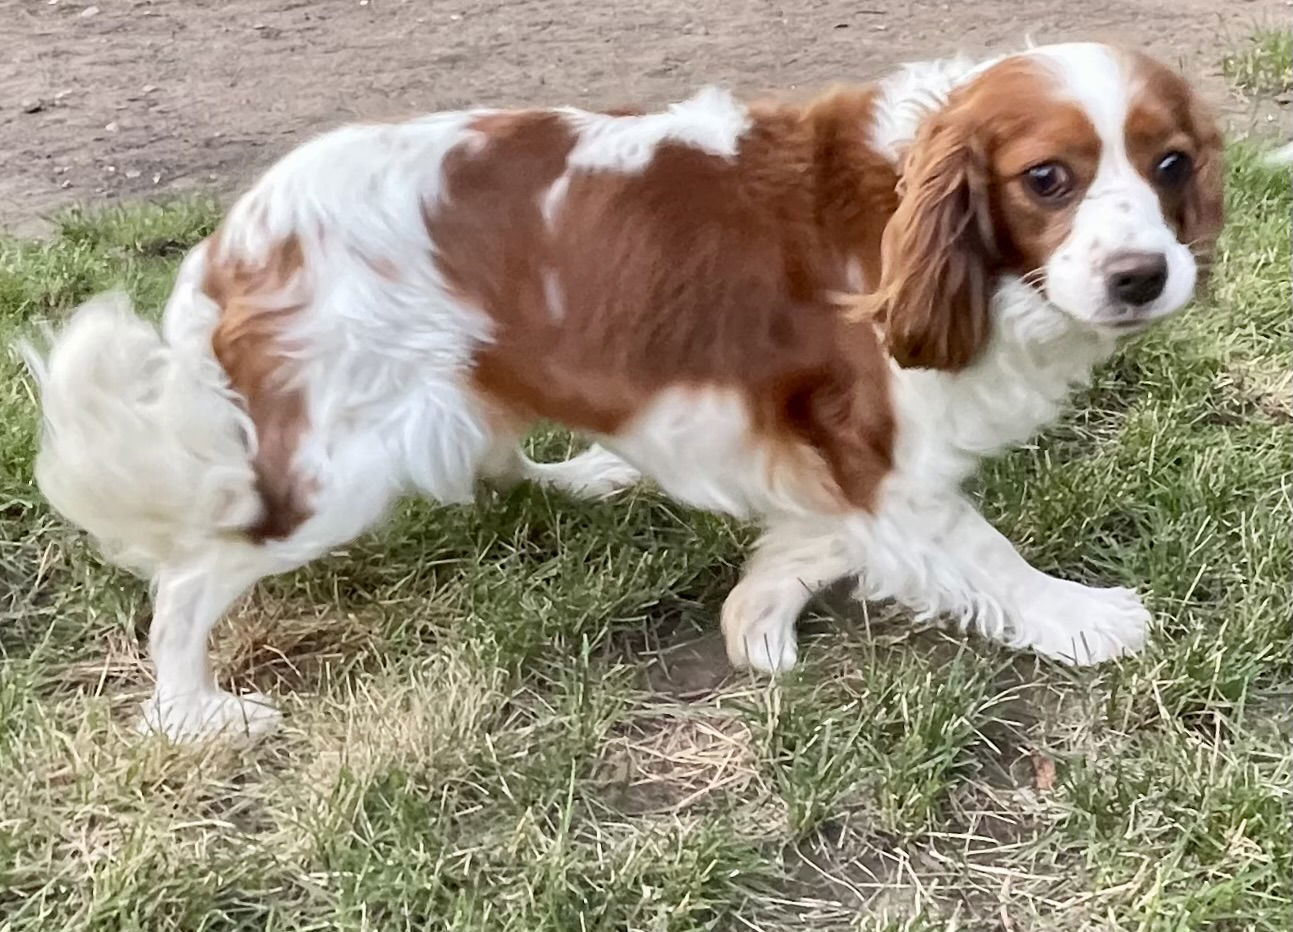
[1265,141,1293,166]
[19,292,263,575]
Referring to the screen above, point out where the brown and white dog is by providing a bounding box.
[22,42,1223,740]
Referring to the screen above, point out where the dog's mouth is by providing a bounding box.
[1100,317,1154,334]
[1094,297,1191,336]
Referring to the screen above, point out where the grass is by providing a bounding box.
[1,153,1290,929]
[1221,26,1293,95]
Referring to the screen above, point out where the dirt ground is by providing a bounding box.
[1,0,1289,234]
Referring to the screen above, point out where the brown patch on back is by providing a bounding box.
[428,93,899,511]
[429,110,577,341]
[203,232,314,541]
[1123,52,1226,271]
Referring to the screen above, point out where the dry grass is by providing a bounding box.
[1222,26,1293,95]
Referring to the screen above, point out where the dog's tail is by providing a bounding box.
[1264,141,1293,167]
[18,291,262,575]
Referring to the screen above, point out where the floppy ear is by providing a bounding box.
[1180,98,1225,282]
[866,113,998,370]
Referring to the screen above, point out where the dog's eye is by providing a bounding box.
[1153,151,1193,189]
[1024,162,1073,201]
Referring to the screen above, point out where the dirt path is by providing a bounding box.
[1,0,1288,232]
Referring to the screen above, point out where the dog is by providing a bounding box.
[21,42,1224,740]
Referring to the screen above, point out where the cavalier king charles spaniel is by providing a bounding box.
[23,42,1224,739]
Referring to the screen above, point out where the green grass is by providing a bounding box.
[1221,27,1293,95]
[1,145,1289,930]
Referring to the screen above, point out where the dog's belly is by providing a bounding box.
[596,385,846,521]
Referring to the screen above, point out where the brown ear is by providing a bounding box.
[1181,98,1225,281]
[868,113,997,370]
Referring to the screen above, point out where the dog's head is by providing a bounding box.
[871,43,1224,369]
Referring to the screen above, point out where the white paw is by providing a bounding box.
[721,595,799,674]
[1016,582,1150,666]
[137,690,282,742]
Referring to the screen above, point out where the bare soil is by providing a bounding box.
[2,0,1289,233]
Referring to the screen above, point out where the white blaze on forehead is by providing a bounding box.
[1026,44,1198,323]
[563,87,750,174]
[1025,43,1170,223]
[1025,43,1135,174]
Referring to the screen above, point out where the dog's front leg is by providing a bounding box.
[720,518,861,673]
[850,491,1150,665]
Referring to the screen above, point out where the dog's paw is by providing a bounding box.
[1015,581,1150,666]
[137,690,282,742]
[721,592,799,674]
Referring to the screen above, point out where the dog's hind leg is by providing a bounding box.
[139,546,289,740]
[138,438,405,742]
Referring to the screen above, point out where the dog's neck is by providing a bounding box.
[735,88,902,297]
[679,67,1121,480]
[888,278,1119,487]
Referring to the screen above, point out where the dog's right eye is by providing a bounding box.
[1153,151,1194,190]
[1024,162,1074,202]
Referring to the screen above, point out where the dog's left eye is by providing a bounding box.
[1153,151,1193,188]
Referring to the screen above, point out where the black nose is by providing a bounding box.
[1105,251,1168,306]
